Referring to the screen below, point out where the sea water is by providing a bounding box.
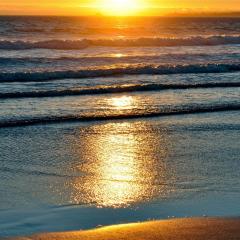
[0,16,239,237]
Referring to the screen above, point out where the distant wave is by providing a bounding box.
[1,63,240,82]
[0,52,239,65]
[1,82,240,99]
[1,35,240,50]
[0,103,239,128]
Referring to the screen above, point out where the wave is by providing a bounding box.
[0,103,239,128]
[0,53,239,65]
[1,82,240,99]
[1,35,240,50]
[0,166,68,178]
[1,63,240,82]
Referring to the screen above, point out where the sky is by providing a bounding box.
[0,0,239,16]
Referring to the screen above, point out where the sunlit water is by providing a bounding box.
[0,16,239,237]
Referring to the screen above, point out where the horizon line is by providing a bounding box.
[0,12,240,17]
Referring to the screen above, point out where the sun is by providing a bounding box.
[98,0,141,16]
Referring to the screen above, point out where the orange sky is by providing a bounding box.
[0,0,239,16]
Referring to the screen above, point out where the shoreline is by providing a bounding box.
[10,217,240,240]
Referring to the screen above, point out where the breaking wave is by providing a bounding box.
[1,82,240,99]
[0,103,239,128]
[1,35,240,50]
[1,63,240,82]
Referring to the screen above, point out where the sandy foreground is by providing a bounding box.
[6,218,240,240]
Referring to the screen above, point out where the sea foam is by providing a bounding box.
[0,35,240,50]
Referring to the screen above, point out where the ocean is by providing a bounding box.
[0,16,239,237]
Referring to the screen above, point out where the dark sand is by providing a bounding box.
[9,218,240,240]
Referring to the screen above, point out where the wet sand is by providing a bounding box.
[10,218,240,240]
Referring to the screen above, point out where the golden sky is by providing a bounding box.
[0,0,239,16]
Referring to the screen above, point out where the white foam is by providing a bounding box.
[1,35,240,50]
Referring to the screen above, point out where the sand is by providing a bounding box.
[8,218,240,240]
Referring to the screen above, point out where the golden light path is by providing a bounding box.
[69,122,171,207]
[64,94,175,208]
[110,96,134,108]
[54,95,176,208]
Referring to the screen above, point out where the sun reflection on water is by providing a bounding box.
[110,96,134,108]
[66,121,174,208]
[114,53,124,58]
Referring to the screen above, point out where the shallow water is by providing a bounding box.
[0,112,240,236]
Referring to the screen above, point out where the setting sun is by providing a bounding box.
[97,0,142,16]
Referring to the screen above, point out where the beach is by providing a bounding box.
[9,218,240,240]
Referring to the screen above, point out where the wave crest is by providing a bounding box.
[1,82,240,99]
[1,63,240,82]
[1,35,240,50]
[0,103,239,128]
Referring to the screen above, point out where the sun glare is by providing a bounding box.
[97,0,141,16]
[111,96,134,108]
